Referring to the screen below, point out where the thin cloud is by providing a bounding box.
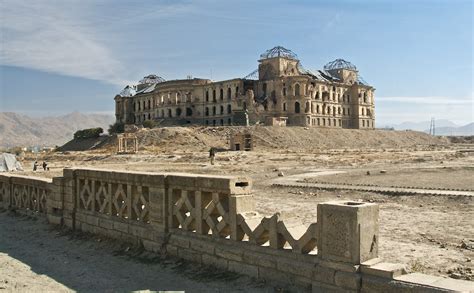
[377,96,473,105]
[0,1,126,85]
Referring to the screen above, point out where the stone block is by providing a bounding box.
[228,260,258,278]
[313,265,336,285]
[361,262,407,279]
[317,201,379,264]
[178,248,202,263]
[99,218,114,230]
[395,273,474,292]
[276,258,314,279]
[215,246,243,262]
[334,271,361,290]
[86,215,99,226]
[169,235,190,249]
[166,245,178,257]
[190,239,215,254]
[202,253,228,270]
[142,239,160,253]
[242,251,277,269]
[258,267,293,288]
[47,214,63,225]
[113,221,129,233]
[64,218,73,228]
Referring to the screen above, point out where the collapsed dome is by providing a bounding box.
[260,46,298,60]
[119,85,136,97]
[139,74,166,84]
[324,59,357,71]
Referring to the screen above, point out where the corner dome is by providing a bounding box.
[119,85,136,97]
[324,59,357,71]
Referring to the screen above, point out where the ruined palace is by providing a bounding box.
[114,46,375,128]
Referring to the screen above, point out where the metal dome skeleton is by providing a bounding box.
[260,46,298,60]
[324,59,357,71]
[139,74,166,84]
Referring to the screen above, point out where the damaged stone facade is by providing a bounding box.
[114,46,375,129]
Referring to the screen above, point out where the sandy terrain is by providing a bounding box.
[3,129,473,289]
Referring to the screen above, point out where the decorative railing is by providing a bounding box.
[75,170,154,224]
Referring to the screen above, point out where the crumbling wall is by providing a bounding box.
[0,170,471,292]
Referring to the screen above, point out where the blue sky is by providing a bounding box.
[0,0,472,125]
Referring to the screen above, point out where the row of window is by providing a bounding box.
[205,87,239,102]
[205,105,232,116]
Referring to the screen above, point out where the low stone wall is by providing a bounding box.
[0,169,472,292]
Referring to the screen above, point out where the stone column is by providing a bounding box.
[317,201,379,265]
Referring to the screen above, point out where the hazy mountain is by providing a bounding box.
[0,112,115,148]
[431,122,474,136]
[387,119,459,131]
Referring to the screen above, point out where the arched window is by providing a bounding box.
[283,102,287,111]
[220,119,224,125]
[333,106,336,116]
[148,113,151,119]
[235,86,239,97]
[220,105,224,114]
[227,88,231,100]
[205,107,209,116]
[316,91,320,99]
[176,108,182,116]
[228,118,231,125]
[262,83,267,96]
[317,105,320,114]
[186,108,192,116]
[206,90,209,102]
[148,100,151,109]
[305,102,310,113]
[212,106,216,115]
[220,88,224,100]
[213,89,216,102]
[294,84,300,96]
[227,104,232,114]
[295,101,300,113]
[168,109,172,117]
[283,87,287,96]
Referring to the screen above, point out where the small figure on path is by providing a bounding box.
[33,161,38,172]
[209,147,216,165]
[42,161,48,171]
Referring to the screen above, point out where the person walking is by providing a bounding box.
[209,147,216,165]
[42,161,48,171]
[33,161,38,172]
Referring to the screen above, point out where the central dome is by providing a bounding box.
[260,46,298,60]
[324,59,357,71]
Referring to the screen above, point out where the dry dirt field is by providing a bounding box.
[2,128,474,291]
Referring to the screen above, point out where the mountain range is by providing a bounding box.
[384,119,473,136]
[0,112,115,148]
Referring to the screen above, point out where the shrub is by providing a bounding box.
[142,120,157,129]
[73,127,103,139]
[108,122,125,134]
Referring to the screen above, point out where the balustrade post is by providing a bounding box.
[317,201,379,265]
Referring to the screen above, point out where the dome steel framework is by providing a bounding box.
[323,59,357,71]
[139,74,166,84]
[260,46,298,60]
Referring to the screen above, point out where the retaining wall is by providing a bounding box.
[0,169,472,292]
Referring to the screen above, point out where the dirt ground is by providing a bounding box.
[0,210,273,292]
[3,136,474,289]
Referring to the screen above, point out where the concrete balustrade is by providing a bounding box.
[0,169,472,292]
